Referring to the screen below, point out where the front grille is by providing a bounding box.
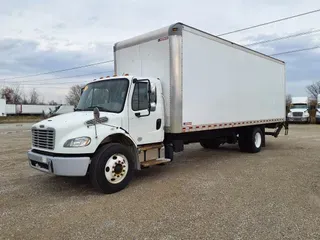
[293,112,303,117]
[32,128,55,150]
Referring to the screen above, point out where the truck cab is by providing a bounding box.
[316,94,320,124]
[287,97,310,123]
[28,76,168,194]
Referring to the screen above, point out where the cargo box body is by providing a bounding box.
[114,23,286,134]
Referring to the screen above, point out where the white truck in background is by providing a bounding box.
[5,104,16,115]
[287,97,310,123]
[316,94,320,124]
[27,22,288,194]
[43,105,75,119]
[0,99,6,117]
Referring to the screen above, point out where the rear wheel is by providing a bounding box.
[200,139,221,149]
[90,143,135,194]
[238,127,263,153]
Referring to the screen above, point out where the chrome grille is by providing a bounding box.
[293,112,303,117]
[32,128,55,150]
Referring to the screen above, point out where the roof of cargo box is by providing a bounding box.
[114,22,284,65]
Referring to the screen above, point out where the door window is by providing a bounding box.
[132,82,149,111]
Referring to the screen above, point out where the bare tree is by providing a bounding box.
[66,85,82,106]
[1,86,23,104]
[306,81,320,99]
[21,92,28,104]
[48,100,58,105]
[286,94,292,106]
[29,88,39,104]
[286,94,292,113]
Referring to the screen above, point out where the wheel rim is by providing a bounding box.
[104,154,128,184]
[254,132,262,148]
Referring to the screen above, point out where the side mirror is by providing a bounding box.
[150,84,157,102]
[93,107,100,123]
[150,102,156,112]
[149,83,157,112]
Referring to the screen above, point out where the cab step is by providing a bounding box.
[140,158,171,167]
[138,143,163,152]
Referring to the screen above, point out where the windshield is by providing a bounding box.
[291,104,307,109]
[76,79,129,113]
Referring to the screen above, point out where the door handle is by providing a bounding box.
[156,119,161,130]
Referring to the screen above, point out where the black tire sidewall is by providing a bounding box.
[90,143,134,194]
[165,144,174,160]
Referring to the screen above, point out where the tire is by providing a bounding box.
[239,127,263,153]
[200,139,221,149]
[89,143,135,194]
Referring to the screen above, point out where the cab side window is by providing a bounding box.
[132,82,149,111]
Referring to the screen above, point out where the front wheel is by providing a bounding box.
[90,143,135,194]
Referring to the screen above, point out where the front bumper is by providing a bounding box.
[288,117,309,123]
[27,150,91,176]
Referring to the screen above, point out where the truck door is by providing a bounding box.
[128,80,164,145]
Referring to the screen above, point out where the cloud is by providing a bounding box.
[0,38,113,76]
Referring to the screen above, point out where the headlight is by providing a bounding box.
[63,137,91,147]
[287,112,293,117]
[303,110,309,117]
[316,110,320,116]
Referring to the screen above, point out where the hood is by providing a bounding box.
[33,111,123,131]
[289,108,308,113]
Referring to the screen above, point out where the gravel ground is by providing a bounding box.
[0,124,319,240]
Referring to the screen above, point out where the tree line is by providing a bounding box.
[0,85,80,106]
[0,86,59,105]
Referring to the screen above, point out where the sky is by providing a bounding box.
[0,0,320,103]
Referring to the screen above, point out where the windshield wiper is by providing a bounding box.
[85,106,109,112]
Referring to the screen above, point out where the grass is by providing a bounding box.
[0,115,42,124]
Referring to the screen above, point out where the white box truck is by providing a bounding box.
[5,104,16,115]
[43,105,74,118]
[19,104,52,115]
[316,94,320,124]
[287,97,310,123]
[0,99,6,117]
[27,23,288,194]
